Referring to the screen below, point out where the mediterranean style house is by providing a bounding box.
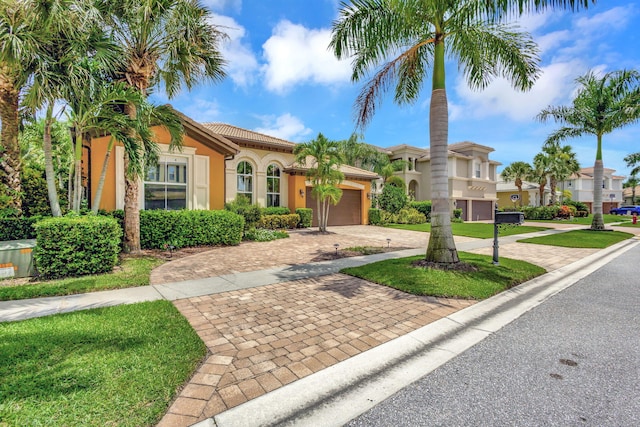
[558,167,624,213]
[385,142,500,221]
[85,112,377,226]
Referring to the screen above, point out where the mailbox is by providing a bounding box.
[495,211,524,225]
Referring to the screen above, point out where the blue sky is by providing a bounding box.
[152,0,640,179]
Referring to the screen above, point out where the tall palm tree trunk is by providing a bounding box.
[591,134,605,230]
[72,131,84,211]
[124,103,141,252]
[43,103,62,216]
[426,39,458,264]
[0,73,22,215]
[549,176,558,204]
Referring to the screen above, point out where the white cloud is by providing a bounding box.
[210,14,259,87]
[453,60,584,122]
[261,20,352,94]
[179,98,222,122]
[254,113,313,141]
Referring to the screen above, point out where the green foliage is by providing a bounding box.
[296,208,313,228]
[564,199,589,212]
[257,214,300,229]
[385,175,406,189]
[394,207,427,224]
[453,208,463,220]
[378,185,407,214]
[34,216,122,279]
[0,301,206,426]
[20,166,68,217]
[368,208,382,225]
[0,184,20,218]
[521,205,561,220]
[261,206,290,216]
[409,200,432,218]
[140,210,243,250]
[225,196,262,230]
[243,228,289,242]
[0,217,39,240]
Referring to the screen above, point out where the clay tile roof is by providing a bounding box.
[284,161,380,180]
[202,123,296,150]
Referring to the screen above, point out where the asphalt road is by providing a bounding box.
[347,243,640,427]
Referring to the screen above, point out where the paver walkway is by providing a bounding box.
[156,223,640,426]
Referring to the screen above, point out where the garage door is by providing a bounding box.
[306,187,362,226]
[471,200,493,221]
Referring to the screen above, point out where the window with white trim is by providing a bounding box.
[266,164,281,207]
[144,161,188,210]
[475,162,481,178]
[237,161,253,202]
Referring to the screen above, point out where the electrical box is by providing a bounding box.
[0,239,36,278]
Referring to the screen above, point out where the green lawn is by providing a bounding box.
[527,214,622,225]
[0,256,164,301]
[517,229,633,248]
[341,252,545,300]
[0,301,206,427]
[385,222,549,239]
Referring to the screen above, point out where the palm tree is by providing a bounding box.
[538,70,640,230]
[530,152,550,206]
[294,133,345,233]
[330,0,590,265]
[625,153,640,177]
[102,0,228,252]
[500,161,533,207]
[542,143,580,204]
[623,176,639,205]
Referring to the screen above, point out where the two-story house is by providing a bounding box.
[385,142,500,221]
[559,167,625,213]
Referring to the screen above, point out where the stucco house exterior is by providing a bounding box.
[496,176,548,208]
[86,114,377,226]
[386,142,500,221]
[623,185,639,205]
[558,167,624,213]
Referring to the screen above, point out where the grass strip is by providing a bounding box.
[0,256,164,301]
[517,229,633,248]
[341,252,545,300]
[0,301,206,427]
[385,222,549,239]
[528,214,621,225]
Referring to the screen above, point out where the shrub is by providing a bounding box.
[409,200,432,218]
[296,208,312,228]
[576,210,589,217]
[378,185,407,214]
[368,208,382,225]
[522,205,560,220]
[453,208,463,220]
[0,217,40,241]
[140,210,244,249]
[395,207,427,224]
[243,228,289,242]
[385,176,406,190]
[33,215,121,279]
[224,197,261,230]
[257,214,300,229]
[261,206,290,216]
[565,199,589,213]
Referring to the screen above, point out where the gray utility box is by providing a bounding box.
[495,212,524,225]
[0,239,36,278]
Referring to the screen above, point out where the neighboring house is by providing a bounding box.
[87,114,377,226]
[386,142,500,221]
[496,176,548,208]
[558,167,624,213]
[623,185,640,205]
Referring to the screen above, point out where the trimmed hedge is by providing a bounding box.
[409,200,432,218]
[0,217,39,241]
[33,216,121,279]
[140,210,244,250]
[257,214,300,229]
[296,208,312,228]
[261,206,290,216]
[225,199,261,230]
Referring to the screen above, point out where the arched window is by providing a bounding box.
[237,161,253,202]
[266,164,281,207]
